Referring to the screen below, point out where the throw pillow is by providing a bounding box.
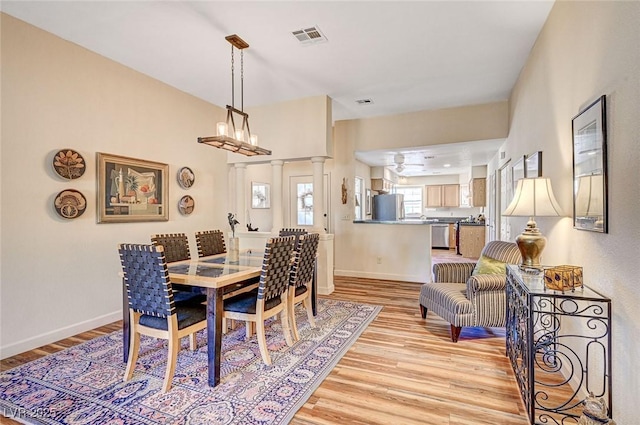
[472,254,506,276]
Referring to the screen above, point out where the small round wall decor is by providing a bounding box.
[54,189,87,219]
[178,195,195,215]
[53,149,86,180]
[177,166,195,189]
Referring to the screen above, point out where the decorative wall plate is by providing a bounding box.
[54,189,87,219]
[177,166,195,189]
[178,195,194,215]
[53,149,86,179]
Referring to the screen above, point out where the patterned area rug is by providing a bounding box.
[1,299,381,425]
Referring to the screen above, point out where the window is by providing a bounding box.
[395,186,423,218]
[354,177,363,220]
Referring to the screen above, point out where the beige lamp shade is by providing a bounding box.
[502,177,563,269]
[503,178,563,218]
[575,175,603,217]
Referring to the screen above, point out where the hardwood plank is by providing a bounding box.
[1,252,536,424]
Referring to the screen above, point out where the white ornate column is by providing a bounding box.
[235,163,247,226]
[311,156,326,234]
[310,156,333,295]
[270,160,284,234]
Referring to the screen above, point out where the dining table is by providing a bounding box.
[121,249,317,387]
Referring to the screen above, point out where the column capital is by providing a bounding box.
[270,160,284,166]
[234,163,248,169]
[311,156,326,164]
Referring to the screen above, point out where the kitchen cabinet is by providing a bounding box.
[448,223,456,249]
[469,178,486,207]
[459,224,485,258]
[371,178,393,194]
[425,184,460,208]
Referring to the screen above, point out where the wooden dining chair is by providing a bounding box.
[288,233,320,341]
[195,230,226,257]
[151,233,205,303]
[279,227,308,247]
[151,233,191,263]
[223,236,296,365]
[118,244,207,392]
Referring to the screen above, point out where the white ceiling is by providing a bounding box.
[1,1,554,176]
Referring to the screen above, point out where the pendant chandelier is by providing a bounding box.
[198,34,271,156]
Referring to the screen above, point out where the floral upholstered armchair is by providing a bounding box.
[419,241,521,342]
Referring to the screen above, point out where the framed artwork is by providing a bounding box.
[572,95,607,233]
[365,189,372,215]
[177,166,195,189]
[525,151,542,178]
[251,182,270,209]
[511,155,526,194]
[97,152,168,223]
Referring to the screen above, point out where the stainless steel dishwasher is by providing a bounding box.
[431,223,450,248]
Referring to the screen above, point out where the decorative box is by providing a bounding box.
[544,265,583,291]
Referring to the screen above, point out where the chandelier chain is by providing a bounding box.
[230,44,235,109]
[240,50,244,112]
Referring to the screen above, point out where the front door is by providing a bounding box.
[289,174,330,233]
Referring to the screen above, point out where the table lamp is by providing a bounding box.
[503,177,563,269]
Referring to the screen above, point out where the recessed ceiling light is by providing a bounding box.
[443,163,451,168]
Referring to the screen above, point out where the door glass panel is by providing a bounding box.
[297,183,314,226]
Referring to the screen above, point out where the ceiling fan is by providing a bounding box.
[392,153,423,173]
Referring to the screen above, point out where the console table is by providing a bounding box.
[505,265,612,424]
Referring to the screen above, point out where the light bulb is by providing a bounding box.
[216,122,228,137]
[235,129,245,142]
[249,134,258,146]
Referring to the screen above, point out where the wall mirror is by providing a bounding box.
[572,95,607,233]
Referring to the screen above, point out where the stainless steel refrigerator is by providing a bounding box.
[372,194,405,221]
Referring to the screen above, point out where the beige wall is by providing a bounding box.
[345,101,509,152]
[332,102,507,280]
[228,95,332,165]
[490,2,639,423]
[0,14,231,357]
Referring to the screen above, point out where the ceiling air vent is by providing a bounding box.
[356,98,374,105]
[292,26,328,45]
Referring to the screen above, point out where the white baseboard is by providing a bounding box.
[334,269,427,284]
[1,311,122,360]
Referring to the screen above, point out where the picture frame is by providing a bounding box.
[511,155,526,194]
[365,188,372,215]
[97,152,169,223]
[525,151,542,178]
[572,95,607,233]
[251,182,270,209]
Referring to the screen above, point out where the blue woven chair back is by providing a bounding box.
[150,233,190,263]
[118,244,175,318]
[195,230,226,257]
[258,236,295,302]
[290,233,319,289]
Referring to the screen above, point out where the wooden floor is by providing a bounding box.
[1,250,529,425]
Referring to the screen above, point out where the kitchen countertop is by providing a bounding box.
[353,220,437,225]
[458,222,486,226]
